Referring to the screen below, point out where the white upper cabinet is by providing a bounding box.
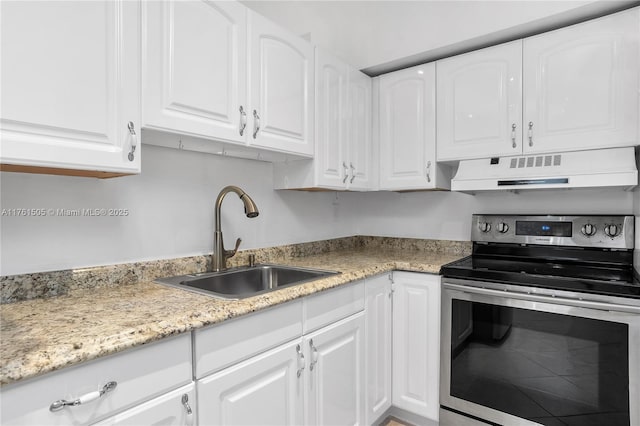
[315,49,348,188]
[143,0,247,144]
[272,48,372,191]
[523,8,639,154]
[347,69,373,190]
[437,7,639,161]
[142,2,314,158]
[248,11,314,156]
[0,0,141,177]
[437,41,522,161]
[379,63,450,190]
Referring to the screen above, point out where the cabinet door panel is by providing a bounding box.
[379,64,435,190]
[437,41,522,161]
[365,276,392,425]
[197,341,303,426]
[392,273,441,421]
[305,313,365,426]
[348,70,372,190]
[143,0,246,143]
[0,0,140,174]
[523,8,639,153]
[315,49,347,188]
[248,12,313,156]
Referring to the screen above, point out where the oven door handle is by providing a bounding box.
[444,283,640,314]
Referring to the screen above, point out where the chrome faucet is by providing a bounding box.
[212,186,259,272]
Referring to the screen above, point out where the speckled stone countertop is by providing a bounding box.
[0,240,469,387]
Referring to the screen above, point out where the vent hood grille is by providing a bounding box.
[451,147,637,192]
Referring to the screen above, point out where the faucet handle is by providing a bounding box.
[225,238,242,259]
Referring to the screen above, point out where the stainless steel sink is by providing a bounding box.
[155,264,340,299]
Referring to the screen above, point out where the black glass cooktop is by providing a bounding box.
[441,243,640,299]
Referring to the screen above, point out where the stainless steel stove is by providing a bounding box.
[440,215,640,426]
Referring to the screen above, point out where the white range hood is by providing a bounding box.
[451,147,638,192]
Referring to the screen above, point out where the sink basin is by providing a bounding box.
[155,264,340,299]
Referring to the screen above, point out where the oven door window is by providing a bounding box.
[451,300,630,426]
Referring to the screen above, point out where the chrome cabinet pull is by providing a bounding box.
[181,394,193,415]
[349,163,356,184]
[528,121,533,147]
[511,123,517,148]
[50,381,117,412]
[127,122,137,162]
[309,339,319,371]
[239,106,247,136]
[342,162,349,183]
[296,344,305,378]
[253,110,260,139]
[426,161,432,183]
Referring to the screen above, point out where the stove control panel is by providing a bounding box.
[471,215,634,249]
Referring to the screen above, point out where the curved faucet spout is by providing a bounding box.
[213,186,260,272]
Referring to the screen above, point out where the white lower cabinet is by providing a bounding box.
[364,274,393,425]
[0,334,192,426]
[92,384,196,426]
[391,272,441,422]
[304,313,365,426]
[195,281,365,426]
[197,340,303,426]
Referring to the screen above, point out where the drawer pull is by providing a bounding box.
[309,339,319,371]
[181,394,193,415]
[49,381,117,412]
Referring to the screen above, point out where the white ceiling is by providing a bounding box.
[240,0,634,74]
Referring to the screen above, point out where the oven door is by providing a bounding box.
[441,279,640,426]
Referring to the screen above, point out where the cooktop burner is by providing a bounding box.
[442,215,639,299]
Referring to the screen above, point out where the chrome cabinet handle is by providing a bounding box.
[426,161,432,183]
[342,162,349,183]
[127,122,137,162]
[50,381,117,412]
[181,394,193,415]
[349,163,356,184]
[511,123,517,148]
[309,339,319,371]
[528,121,533,147]
[239,106,247,136]
[253,110,260,139]
[296,344,305,378]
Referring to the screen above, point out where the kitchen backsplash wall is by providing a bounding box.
[0,144,352,276]
[1,143,635,276]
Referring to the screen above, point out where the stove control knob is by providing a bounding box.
[581,223,597,237]
[604,224,619,238]
[478,222,491,233]
[496,222,509,233]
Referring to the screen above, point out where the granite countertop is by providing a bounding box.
[0,246,466,387]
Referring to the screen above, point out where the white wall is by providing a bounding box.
[1,143,635,276]
[0,145,352,276]
[241,0,596,71]
[345,188,635,240]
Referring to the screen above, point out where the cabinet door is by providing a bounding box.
[392,272,441,421]
[0,0,140,176]
[197,340,303,426]
[315,48,347,189]
[305,312,365,426]
[92,384,195,426]
[378,64,436,190]
[523,8,639,154]
[347,70,373,191]
[143,0,247,144]
[437,41,522,161]
[364,275,392,425]
[248,12,314,157]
